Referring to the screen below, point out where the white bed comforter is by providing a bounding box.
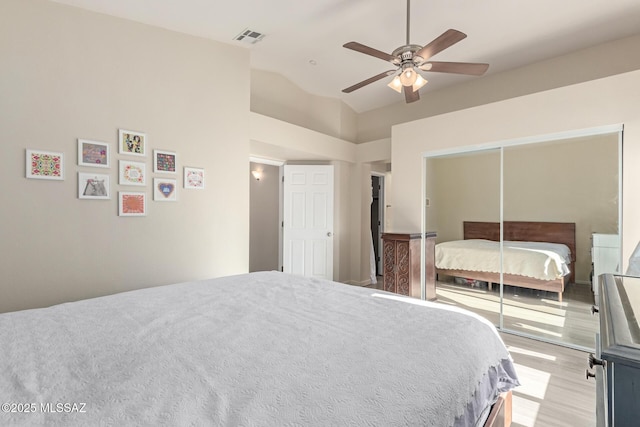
[0,271,518,426]
[436,239,571,280]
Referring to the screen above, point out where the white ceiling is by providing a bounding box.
[50,0,640,113]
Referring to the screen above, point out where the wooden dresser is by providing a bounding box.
[381,232,437,300]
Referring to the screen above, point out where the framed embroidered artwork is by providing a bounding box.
[153,178,177,202]
[184,167,204,189]
[118,192,146,216]
[26,149,64,180]
[119,160,146,186]
[153,150,176,174]
[78,173,110,199]
[118,129,146,156]
[78,139,109,168]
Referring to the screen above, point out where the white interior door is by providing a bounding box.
[283,165,334,280]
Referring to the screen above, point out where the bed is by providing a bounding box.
[436,221,576,302]
[0,271,519,426]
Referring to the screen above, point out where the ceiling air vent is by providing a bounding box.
[233,29,265,45]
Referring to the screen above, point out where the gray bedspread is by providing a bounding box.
[0,271,519,426]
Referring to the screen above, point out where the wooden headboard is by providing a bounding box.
[463,221,577,282]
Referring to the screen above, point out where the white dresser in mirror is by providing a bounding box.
[592,233,620,295]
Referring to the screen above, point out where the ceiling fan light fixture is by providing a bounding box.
[387,75,403,93]
[341,0,488,104]
[412,74,427,91]
[399,66,418,86]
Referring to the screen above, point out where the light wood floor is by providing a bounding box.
[500,332,595,427]
[435,280,598,349]
[367,277,598,349]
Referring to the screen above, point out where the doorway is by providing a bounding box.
[249,160,282,273]
[371,174,385,276]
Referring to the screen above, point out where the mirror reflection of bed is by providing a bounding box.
[437,221,576,303]
[425,132,620,350]
[435,220,594,347]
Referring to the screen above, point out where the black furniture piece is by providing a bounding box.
[590,274,640,426]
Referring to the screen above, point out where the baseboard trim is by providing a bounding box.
[345,279,373,287]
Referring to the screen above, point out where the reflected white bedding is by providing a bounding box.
[0,271,518,426]
[436,239,571,280]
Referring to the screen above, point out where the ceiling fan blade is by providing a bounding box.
[403,86,420,103]
[420,61,489,76]
[414,29,467,62]
[342,70,397,93]
[343,42,398,63]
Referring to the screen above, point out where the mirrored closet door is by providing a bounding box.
[424,127,622,350]
[501,133,620,348]
[425,149,502,327]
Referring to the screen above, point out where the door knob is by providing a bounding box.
[327,232,333,237]
[589,353,605,368]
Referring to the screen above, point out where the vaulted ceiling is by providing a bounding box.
[51,0,640,113]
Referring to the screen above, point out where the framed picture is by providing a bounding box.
[153,178,177,202]
[78,173,110,199]
[153,150,176,174]
[119,160,146,186]
[118,129,146,156]
[78,139,109,168]
[184,167,205,189]
[26,149,64,180]
[118,192,146,216]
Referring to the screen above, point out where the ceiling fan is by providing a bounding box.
[342,0,489,103]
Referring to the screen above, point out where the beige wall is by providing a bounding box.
[391,70,640,273]
[332,160,354,282]
[249,162,280,272]
[251,69,358,142]
[505,136,618,281]
[250,113,356,162]
[0,0,250,312]
[427,135,619,282]
[429,150,501,240]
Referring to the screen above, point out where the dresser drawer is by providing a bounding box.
[594,333,606,427]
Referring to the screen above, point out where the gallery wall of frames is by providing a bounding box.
[25,129,206,217]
